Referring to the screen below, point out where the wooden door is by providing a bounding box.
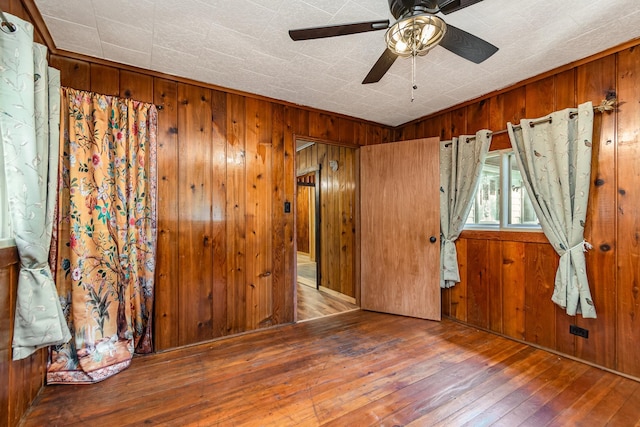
[360,138,441,320]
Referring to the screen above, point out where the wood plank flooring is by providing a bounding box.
[297,282,358,321]
[21,311,640,427]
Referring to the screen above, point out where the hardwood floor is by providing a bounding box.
[297,282,358,321]
[22,311,640,426]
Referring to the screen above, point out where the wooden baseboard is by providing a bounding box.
[297,277,316,288]
[319,286,357,304]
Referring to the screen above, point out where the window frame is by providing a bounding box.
[464,149,541,232]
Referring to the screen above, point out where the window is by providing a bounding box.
[466,150,540,229]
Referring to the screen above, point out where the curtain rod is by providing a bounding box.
[1,7,17,33]
[459,100,615,143]
[488,111,578,138]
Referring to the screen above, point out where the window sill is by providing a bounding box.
[459,229,548,244]
[0,238,15,249]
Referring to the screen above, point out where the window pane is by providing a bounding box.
[509,154,539,226]
[466,153,500,225]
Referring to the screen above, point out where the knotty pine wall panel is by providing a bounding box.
[0,247,46,427]
[575,55,617,369]
[296,185,311,254]
[394,41,640,379]
[616,45,640,377]
[154,78,180,351]
[245,98,274,330]
[177,83,215,345]
[49,52,386,350]
[225,93,248,336]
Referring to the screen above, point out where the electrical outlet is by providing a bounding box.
[569,325,589,339]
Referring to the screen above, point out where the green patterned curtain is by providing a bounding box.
[507,102,596,318]
[439,130,492,288]
[0,13,71,360]
[47,88,158,383]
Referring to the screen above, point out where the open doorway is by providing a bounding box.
[295,139,359,321]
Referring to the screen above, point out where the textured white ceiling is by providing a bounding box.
[33,0,640,127]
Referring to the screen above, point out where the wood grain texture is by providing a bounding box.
[616,46,640,377]
[226,93,247,335]
[119,70,153,103]
[210,89,228,338]
[270,104,287,324]
[49,55,90,91]
[576,55,617,369]
[282,106,297,323]
[525,76,555,117]
[524,243,558,350]
[0,246,45,427]
[466,99,490,135]
[466,239,489,328]
[22,311,640,427]
[296,143,356,299]
[488,239,503,334]
[489,86,526,150]
[296,284,357,321]
[153,78,179,351]
[449,237,467,321]
[244,98,274,329]
[360,138,440,320]
[295,184,311,253]
[393,42,640,379]
[90,63,119,96]
[177,83,214,345]
[502,241,526,340]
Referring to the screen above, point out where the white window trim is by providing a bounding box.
[464,149,541,232]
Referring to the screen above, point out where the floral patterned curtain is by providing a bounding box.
[0,13,71,360]
[439,130,492,288]
[48,88,158,384]
[507,102,596,318]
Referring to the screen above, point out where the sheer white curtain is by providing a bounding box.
[507,102,596,318]
[439,130,492,288]
[0,13,71,359]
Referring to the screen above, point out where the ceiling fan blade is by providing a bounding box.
[439,24,498,63]
[362,49,399,84]
[438,0,485,14]
[289,20,389,41]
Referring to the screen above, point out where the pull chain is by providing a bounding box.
[411,53,416,102]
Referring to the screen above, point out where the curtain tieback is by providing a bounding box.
[562,240,593,256]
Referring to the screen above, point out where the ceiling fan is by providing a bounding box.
[289,0,498,84]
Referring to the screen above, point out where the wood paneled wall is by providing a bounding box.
[0,247,46,427]
[297,143,357,298]
[48,53,391,350]
[394,43,640,379]
[296,184,311,254]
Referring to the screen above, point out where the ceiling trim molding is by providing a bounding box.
[397,36,640,129]
[21,0,56,53]
[293,134,359,149]
[50,47,394,131]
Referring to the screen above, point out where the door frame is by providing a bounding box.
[296,165,321,289]
[293,136,361,309]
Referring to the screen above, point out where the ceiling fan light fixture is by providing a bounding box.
[385,14,446,57]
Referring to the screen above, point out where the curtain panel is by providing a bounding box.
[439,130,492,288]
[507,102,596,318]
[0,13,71,360]
[47,88,158,384]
